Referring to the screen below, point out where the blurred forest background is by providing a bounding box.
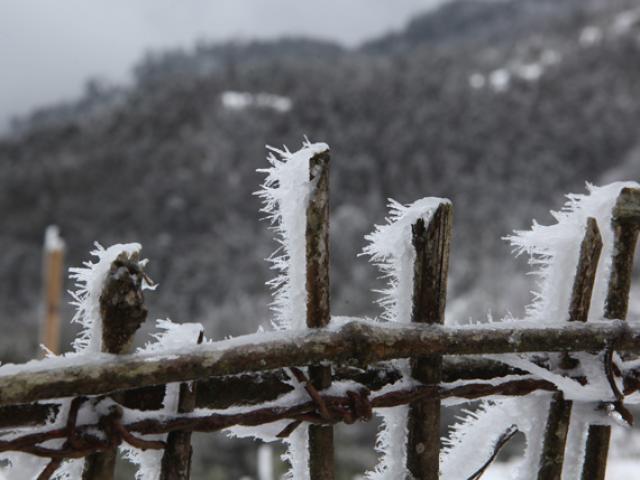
[2,0,640,477]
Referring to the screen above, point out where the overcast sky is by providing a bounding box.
[0,1,445,129]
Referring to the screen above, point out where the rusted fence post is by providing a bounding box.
[82,252,149,480]
[41,226,65,355]
[305,149,334,480]
[537,217,602,480]
[582,188,640,480]
[407,202,452,479]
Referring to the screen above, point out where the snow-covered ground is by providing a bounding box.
[483,458,639,479]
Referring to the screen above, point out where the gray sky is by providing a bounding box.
[0,0,444,129]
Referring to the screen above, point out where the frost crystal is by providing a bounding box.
[442,397,548,479]
[255,140,330,331]
[231,140,328,480]
[68,242,147,353]
[506,181,639,324]
[362,197,448,479]
[443,182,640,479]
[362,197,449,324]
[121,319,205,480]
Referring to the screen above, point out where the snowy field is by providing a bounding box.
[483,459,639,479]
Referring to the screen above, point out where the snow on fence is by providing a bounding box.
[0,142,640,480]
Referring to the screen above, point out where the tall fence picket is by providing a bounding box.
[40,226,65,356]
[82,253,149,480]
[305,150,334,480]
[537,217,602,479]
[406,203,452,479]
[160,331,203,480]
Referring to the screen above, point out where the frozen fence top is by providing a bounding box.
[507,181,640,324]
[68,242,148,353]
[444,182,640,480]
[362,197,450,325]
[252,140,329,480]
[255,140,329,331]
[44,225,65,252]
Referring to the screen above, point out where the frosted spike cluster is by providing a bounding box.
[442,182,640,479]
[362,197,449,324]
[506,181,639,324]
[441,397,548,479]
[0,240,209,479]
[225,140,326,480]
[255,139,330,331]
[68,242,147,353]
[362,197,448,480]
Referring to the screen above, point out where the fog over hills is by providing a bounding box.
[2,0,640,362]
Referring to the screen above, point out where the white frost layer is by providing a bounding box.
[256,140,329,331]
[68,242,145,353]
[0,396,88,479]
[506,181,640,324]
[443,183,639,480]
[442,396,548,480]
[362,197,448,480]
[483,457,640,480]
[487,352,628,405]
[44,225,65,252]
[362,197,449,324]
[121,319,205,480]
[562,403,590,480]
[244,140,328,480]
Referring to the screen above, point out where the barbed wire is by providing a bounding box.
[0,356,635,479]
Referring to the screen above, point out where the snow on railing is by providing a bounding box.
[1,143,640,480]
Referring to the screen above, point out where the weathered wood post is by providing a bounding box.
[537,217,602,480]
[305,149,334,479]
[40,226,65,355]
[581,188,640,480]
[407,202,452,479]
[82,251,149,480]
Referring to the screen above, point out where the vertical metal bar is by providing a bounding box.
[407,202,452,480]
[538,218,602,480]
[582,188,640,480]
[41,226,65,356]
[305,150,334,480]
[83,252,149,480]
[160,331,203,480]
